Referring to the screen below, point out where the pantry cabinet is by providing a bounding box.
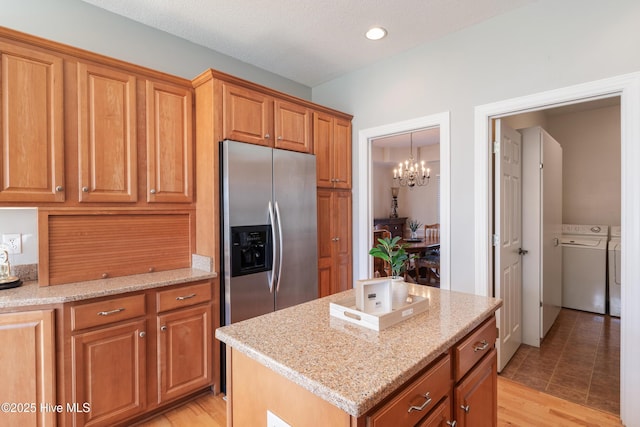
[0,310,56,427]
[317,189,352,297]
[222,82,312,153]
[0,41,65,203]
[77,62,138,203]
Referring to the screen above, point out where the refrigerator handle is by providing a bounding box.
[268,201,277,293]
[274,201,284,292]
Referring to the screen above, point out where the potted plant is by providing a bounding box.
[408,219,422,239]
[369,236,410,308]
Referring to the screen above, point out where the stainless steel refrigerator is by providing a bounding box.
[220,140,318,326]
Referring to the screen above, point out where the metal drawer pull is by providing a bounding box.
[461,404,470,413]
[473,339,490,352]
[446,421,457,427]
[97,308,125,316]
[408,392,432,413]
[176,293,196,301]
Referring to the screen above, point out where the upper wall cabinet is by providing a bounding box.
[146,80,194,203]
[314,112,352,189]
[222,82,312,153]
[77,62,138,202]
[0,42,65,202]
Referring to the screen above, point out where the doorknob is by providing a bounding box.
[518,248,529,255]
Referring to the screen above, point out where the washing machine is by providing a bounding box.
[561,224,609,314]
[608,226,621,317]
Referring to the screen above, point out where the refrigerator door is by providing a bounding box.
[221,140,275,324]
[273,149,318,310]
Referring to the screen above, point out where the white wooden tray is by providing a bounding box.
[329,294,429,331]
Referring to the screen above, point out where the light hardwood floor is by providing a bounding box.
[136,377,622,426]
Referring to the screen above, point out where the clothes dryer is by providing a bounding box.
[561,224,609,314]
[608,226,621,317]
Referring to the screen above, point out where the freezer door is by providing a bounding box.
[273,149,318,310]
[221,140,274,324]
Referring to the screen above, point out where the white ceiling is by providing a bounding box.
[81,0,536,87]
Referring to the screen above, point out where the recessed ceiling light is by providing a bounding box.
[365,26,387,41]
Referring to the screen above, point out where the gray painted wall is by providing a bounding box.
[0,0,311,99]
[312,0,640,294]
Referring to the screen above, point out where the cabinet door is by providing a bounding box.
[72,319,147,426]
[274,99,311,153]
[222,82,273,147]
[454,349,497,427]
[146,80,193,203]
[332,190,352,295]
[77,62,137,202]
[313,112,333,188]
[157,304,212,403]
[317,189,333,297]
[332,117,352,189]
[0,310,55,427]
[0,42,64,202]
[317,189,352,297]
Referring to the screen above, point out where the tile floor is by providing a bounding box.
[500,308,620,415]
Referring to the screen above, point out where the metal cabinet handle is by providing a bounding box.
[264,133,270,139]
[101,273,109,279]
[474,340,490,352]
[277,136,282,140]
[150,188,157,194]
[97,308,125,316]
[55,185,64,192]
[82,186,89,192]
[446,421,457,427]
[160,326,168,332]
[408,392,432,413]
[176,293,196,301]
[139,331,146,338]
[461,404,470,413]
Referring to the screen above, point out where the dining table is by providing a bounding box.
[402,237,440,254]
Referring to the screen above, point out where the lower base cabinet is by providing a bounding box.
[61,279,214,427]
[453,349,497,427]
[0,310,56,427]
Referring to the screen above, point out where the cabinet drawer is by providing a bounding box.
[454,316,496,381]
[157,281,211,312]
[71,293,146,331]
[368,353,451,427]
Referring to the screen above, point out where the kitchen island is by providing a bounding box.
[216,284,502,427]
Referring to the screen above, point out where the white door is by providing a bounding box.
[494,119,523,372]
[541,129,563,337]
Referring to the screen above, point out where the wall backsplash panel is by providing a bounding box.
[0,208,38,265]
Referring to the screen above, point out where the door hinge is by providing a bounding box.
[540,301,543,307]
[496,327,500,338]
[492,234,499,246]
[539,163,544,169]
[493,140,500,154]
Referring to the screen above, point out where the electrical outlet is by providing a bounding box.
[267,410,291,427]
[2,234,22,254]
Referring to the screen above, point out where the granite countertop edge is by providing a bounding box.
[216,289,503,417]
[0,268,218,309]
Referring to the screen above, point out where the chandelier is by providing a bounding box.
[393,133,430,187]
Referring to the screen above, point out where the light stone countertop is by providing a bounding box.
[216,284,502,418]
[0,268,217,309]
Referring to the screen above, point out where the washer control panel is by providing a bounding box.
[562,224,609,237]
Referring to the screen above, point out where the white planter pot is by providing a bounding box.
[391,277,409,309]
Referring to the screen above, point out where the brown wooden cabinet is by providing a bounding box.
[317,189,352,297]
[77,62,138,203]
[374,217,407,239]
[0,310,56,427]
[61,280,214,427]
[146,80,194,203]
[156,282,212,403]
[0,41,65,203]
[454,349,497,427]
[222,81,311,153]
[71,319,147,426]
[314,112,352,189]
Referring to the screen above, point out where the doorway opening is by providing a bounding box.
[357,112,450,288]
[474,72,640,425]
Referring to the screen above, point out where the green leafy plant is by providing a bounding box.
[408,219,422,233]
[369,236,409,278]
